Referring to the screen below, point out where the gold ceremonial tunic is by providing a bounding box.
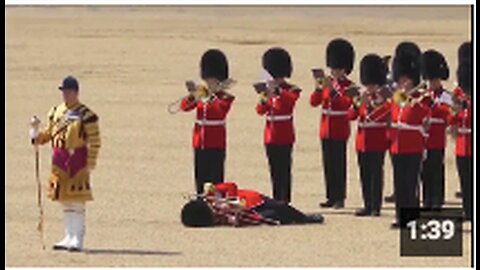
[36,101,101,202]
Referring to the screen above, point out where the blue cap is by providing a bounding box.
[58,76,79,91]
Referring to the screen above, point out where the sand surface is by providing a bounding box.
[5,6,472,266]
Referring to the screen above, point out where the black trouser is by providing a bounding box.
[421,149,445,208]
[253,196,308,225]
[321,139,347,203]
[194,148,225,194]
[265,144,293,203]
[392,154,422,224]
[456,156,472,220]
[357,151,385,212]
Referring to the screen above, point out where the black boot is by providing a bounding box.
[354,208,371,217]
[319,200,335,208]
[333,201,344,209]
[384,194,395,203]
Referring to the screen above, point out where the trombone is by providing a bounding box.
[392,81,428,106]
[167,79,236,114]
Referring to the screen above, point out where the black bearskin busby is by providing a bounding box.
[262,47,292,78]
[458,41,471,64]
[392,41,422,86]
[360,54,387,86]
[181,199,214,227]
[200,49,229,81]
[326,38,355,75]
[421,49,449,80]
[457,61,472,94]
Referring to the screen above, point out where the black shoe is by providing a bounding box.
[371,210,381,217]
[455,191,462,199]
[355,208,371,216]
[305,214,325,224]
[333,201,344,209]
[52,245,68,251]
[68,247,82,252]
[390,220,401,229]
[384,194,395,203]
[319,200,335,208]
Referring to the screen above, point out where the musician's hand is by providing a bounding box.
[185,80,196,92]
[264,87,276,99]
[186,93,196,102]
[345,85,360,99]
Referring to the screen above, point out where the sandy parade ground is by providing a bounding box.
[5,5,472,267]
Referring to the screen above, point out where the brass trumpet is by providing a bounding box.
[167,79,236,114]
[392,81,428,106]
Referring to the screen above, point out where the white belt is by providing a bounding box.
[457,127,472,134]
[428,117,446,124]
[322,109,349,116]
[358,121,387,128]
[266,115,292,122]
[392,122,427,137]
[195,119,226,126]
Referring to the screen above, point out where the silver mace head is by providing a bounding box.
[30,115,41,128]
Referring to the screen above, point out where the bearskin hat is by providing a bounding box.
[360,54,387,86]
[200,49,229,81]
[457,61,472,94]
[458,41,471,64]
[326,38,355,75]
[262,47,292,78]
[181,199,214,227]
[392,41,421,86]
[421,49,449,80]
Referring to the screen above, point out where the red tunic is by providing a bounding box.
[449,88,471,157]
[389,101,431,154]
[181,92,234,149]
[310,78,353,140]
[256,83,301,145]
[214,182,265,209]
[421,88,451,150]
[350,100,391,152]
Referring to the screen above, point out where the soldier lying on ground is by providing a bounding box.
[181,181,324,227]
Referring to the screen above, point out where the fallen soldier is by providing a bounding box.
[181,182,324,227]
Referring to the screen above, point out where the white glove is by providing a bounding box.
[436,91,453,106]
[29,128,39,140]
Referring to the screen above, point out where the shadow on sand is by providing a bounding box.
[84,248,182,256]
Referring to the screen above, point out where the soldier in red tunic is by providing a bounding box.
[255,48,301,203]
[350,54,391,217]
[384,42,423,204]
[310,39,356,209]
[180,49,235,194]
[389,42,431,228]
[419,49,451,208]
[181,182,324,227]
[449,41,472,221]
